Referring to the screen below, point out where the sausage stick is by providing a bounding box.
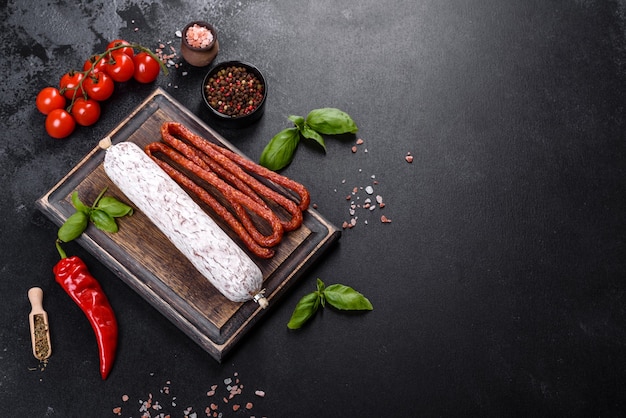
[145,142,283,251]
[158,129,268,210]
[161,122,309,228]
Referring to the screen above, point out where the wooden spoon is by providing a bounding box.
[28,287,52,360]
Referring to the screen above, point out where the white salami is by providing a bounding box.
[101,140,267,307]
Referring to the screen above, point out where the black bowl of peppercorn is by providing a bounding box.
[201,61,267,127]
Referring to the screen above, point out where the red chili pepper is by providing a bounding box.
[53,240,118,380]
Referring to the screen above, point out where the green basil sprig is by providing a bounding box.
[287,278,373,329]
[260,108,358,171]
[57,188,133,242]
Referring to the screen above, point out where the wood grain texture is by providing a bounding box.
[36,88,341,360]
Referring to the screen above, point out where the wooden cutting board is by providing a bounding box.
[36,88,341,361]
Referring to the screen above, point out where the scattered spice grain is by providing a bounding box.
[337,137,394,229]
[155,40,180,69]
[112,372,265,417]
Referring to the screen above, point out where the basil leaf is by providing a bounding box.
[71,191,90,213]
[324,284,373,311]
[288,114,304,131]
[90,209,118,233]
[97,196,133,218]
[287,291,321,329]
[305,108,358,135]
[259,127,301,171]
[58,211,89,242]
[301,124,326,151]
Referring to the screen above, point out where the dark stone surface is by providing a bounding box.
[2,0,626,416]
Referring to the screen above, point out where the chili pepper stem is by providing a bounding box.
[55,239,68,259]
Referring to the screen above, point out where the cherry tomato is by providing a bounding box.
[83,71,115,101]
[36,87,66,115]
[132,52,161,83]
[107,39,134,58]
[45,108,76,139]
[59,71,85,100]
[105,51,135,82]
[71,98,101,127]
[83,54,109,73]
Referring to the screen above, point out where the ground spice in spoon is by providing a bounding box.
[33,314,50,360]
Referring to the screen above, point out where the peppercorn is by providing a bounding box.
[205,66,264,117]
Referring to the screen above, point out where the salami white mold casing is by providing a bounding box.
[101,140,267,307]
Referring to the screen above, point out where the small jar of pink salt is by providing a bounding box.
[180,21,219,67]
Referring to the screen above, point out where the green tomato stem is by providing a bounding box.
[63,43,169,113]
[131,43,170,76]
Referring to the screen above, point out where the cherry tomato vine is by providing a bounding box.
[36,40,169,139]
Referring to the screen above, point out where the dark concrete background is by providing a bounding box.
[2,0,626,416]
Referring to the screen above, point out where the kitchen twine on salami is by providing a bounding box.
[253,289,268,308]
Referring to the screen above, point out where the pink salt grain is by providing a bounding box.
[186,24,214,48]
